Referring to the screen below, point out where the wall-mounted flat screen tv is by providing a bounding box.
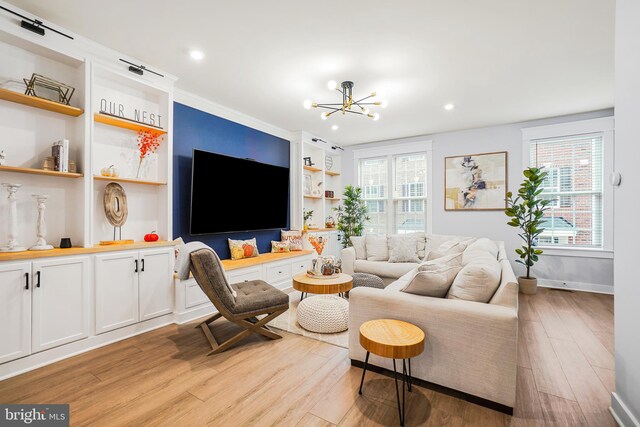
[190,149,289,234]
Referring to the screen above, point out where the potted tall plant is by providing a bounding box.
[505,167,553,294]
[334,185,369,248]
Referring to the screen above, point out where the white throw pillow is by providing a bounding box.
[436,238,476,255]
[390,232,427,259]
[418,252,463,271]
[462,238,499,265]
[402,265,462,298]
[388,235,421,263]
[366,234,389,261]
[350,236,367,260]
[447,257,502,303]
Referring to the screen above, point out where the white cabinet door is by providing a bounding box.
[31,256,90,353]
[95,251,139,334]
[0,262,31,363]
[139,248,174,321]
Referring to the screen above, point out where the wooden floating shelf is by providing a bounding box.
[93,175,167,186]
[303,165,322,172]
[94,113,167,135]
[0,165,83,178]
[325,170,341,176]
[325,197,341,201]
[303,195,322,200]
[303,228,338,233]
[0,88,84,117]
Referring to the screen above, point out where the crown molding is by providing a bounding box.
[173,88,293,141]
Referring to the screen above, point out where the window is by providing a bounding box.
[359,158,388,234]
[525,119,612,250]
[358,151,428,234]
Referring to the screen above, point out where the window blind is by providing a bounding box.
[530,133,603,248]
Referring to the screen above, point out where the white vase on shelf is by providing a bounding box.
[0,183,26,252]
[29,194,54,251]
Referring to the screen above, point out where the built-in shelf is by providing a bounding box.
[325,170,341,176]
[94,113,167,135]
[303,165,322,173]
[0,240,175,262]
[0,165,83,178]
[303,228,338,233]
[0,88,84,117]
[93,175,167,186]
[304,195,322,200]
[325,197,341,201]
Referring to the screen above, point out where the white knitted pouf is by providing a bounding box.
[297,295,349,333]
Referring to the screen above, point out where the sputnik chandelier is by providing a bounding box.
[303,80,387,121]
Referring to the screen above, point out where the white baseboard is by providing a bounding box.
[611,392,640,427]
[0,307,217,381]
[538,278,613,295]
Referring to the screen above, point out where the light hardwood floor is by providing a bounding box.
[0,288,615,426]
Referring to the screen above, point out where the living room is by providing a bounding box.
[0,1,638,426]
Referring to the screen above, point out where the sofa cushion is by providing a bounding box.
[462,238,499,265]
[366,234,389,261]
[350,236,367,260]
[354,259,417,279]
[448,257,501,303]
[428,237,476,260]
[389,232,427,259]
[388,234,421,263]
[402,265,462,298]
[418,252,463,271]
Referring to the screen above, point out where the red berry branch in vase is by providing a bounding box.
[136,130,162,179]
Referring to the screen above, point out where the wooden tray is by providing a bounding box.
[306,272,339,280]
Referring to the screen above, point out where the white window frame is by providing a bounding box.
[522,117,614,258]
[353,140,433,235]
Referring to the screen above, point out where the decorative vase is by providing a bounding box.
[0,183,26,252]
[518,276,538,295]
[29,195,54,250]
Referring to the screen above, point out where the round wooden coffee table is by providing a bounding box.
[358,319,425,426]
[292,272,353,300]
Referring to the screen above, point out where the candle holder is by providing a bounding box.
[29,194,54,251]
[0,183,26,252]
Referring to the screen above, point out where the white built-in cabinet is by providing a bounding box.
[95,247,173,334]
[0,256,89,363]
[0,262,31,364]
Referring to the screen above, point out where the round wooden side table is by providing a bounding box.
[292,272,353,300]
[358,319,425,426]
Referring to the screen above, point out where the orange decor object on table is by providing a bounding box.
[308,235,326,255]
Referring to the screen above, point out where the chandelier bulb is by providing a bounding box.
[321,112,329,120]
[371,91,377,97]
[303,100,312,109]
[380,100,388,108]
[372,113,380,121]
[327,80,338,91]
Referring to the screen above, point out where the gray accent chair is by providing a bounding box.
[189,248,290,355]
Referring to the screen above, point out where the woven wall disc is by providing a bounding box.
[103,183,128,227]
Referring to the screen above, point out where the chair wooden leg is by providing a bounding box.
[199,308,287,355]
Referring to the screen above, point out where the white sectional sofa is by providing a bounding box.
[343,233,519,410]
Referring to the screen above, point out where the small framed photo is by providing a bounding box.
[303,174,312,196]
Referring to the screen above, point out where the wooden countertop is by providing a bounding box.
[0,240,176,262]
[174,249,314,279]
[221,250,313,271]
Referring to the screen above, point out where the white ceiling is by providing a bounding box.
[7,0,614,145]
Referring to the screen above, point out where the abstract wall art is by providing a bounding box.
[444,151,508,211]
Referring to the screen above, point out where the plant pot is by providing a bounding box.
[518,276,538,295]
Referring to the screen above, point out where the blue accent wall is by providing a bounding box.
[173,102,290,258]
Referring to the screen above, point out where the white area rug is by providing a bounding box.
[268,290,349,349]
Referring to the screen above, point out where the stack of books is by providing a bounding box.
[52,140,70,172]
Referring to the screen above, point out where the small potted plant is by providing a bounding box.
[505,167,553,294]
[303,209,314,231]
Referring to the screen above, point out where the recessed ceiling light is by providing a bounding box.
[331,125,339,130]
[444,103,455,111]
[190,50,205,61]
